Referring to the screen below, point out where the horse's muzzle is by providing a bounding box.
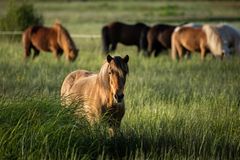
[114,93,124,103]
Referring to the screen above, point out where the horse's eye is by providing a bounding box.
[108,71,112,75]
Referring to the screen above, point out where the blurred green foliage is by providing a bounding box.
[0,0,43,31]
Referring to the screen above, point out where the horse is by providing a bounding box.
[101,21,149,54]
[202,24,231,58]
[171,23,231,61]
[60,55,129,136]
[22,22,79,62]
[146,24,177,57]
[214,24,240,55]
[171,26,209,60]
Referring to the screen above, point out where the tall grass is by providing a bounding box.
[0,39,240,159]
[1,1,240,159]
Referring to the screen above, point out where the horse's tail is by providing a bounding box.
[139,27,149,56]
[101,26,110,54]
[22,26,33,58]
[171,30,178,60]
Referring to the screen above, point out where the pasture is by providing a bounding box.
[1,1,240,159]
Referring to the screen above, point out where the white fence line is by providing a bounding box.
[0,31,101,38]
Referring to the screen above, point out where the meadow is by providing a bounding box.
[0,1,240,159]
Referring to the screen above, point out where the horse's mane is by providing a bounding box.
[98,62,111,90]
[98,57,129,90]
[53,22,77,51]
[202,24,223,56]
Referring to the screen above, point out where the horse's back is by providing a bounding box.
[106,21,147,45]
[61,70,95,97]
[174,27,206,51]
[24,25,58,52]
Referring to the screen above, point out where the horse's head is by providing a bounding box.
[67,48,79,62]
[107,55,129,104]
[221,39,231,58]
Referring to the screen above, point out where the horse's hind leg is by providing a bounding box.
[24,43,31,59]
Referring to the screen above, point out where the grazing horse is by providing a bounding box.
[61,55,129,135]
[22,22,79,62]
[171,26,209,60]
[202,24,230,58]
[101,21,149,54]
[146,24,177,57]
[215,24,240,55]
[171,24,230,61]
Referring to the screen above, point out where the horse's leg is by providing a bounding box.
[107,106,124,137]
[108,117,121,137]
[154,43,164,57]
[24,43,31,59]
[173,39,183,61]
[178,46,184,61]
[147,39,154,57]
[50,47,61,60]
[137,45,141,54]
[110,42,117,52]
[32,48,40,60]
[200,42,207,61]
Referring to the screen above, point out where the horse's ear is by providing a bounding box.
[123,55,129,63]
[107,55,113,63]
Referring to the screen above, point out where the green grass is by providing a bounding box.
[1,1,240,159]
[0,40,240,159]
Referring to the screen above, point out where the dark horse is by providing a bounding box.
[22,22,79,62]
[101,21,149,54]
[146,24,177,57]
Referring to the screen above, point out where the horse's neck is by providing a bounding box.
[97,62,111,93]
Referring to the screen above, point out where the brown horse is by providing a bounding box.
[171,26,209,60]
[61,55,129,135]
[146,24,177,57]
[22,22,79,62]
[101,21,149,54]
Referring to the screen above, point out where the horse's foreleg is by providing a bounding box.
[110,42,117,52]
[200,43,207,61]
[108,119,121,137]
[147,40,154,57]
[51,47,61,60]
[200,50,206,61]
[33,48,40,60]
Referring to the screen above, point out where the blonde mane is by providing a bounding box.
[202,24,223,56]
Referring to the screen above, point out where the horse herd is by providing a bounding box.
[22,21,240,62]
[102,21,240,60]
[21,21,240,135]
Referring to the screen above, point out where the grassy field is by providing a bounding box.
[1,1,240,159]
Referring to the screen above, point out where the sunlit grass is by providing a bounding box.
[1,1,240,159]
